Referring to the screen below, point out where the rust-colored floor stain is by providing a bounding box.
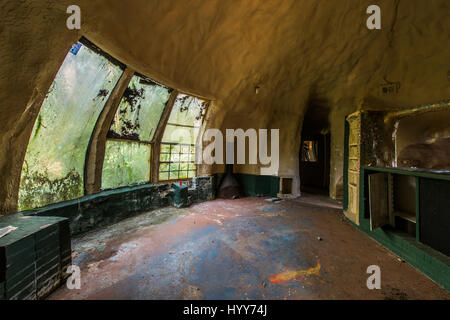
[270,263,321,284]
[48,194,450,300]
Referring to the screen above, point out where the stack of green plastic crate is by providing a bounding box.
[0,214,71,300]
[0,279,4,299]
[58,219,72,283]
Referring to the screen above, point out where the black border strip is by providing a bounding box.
[79,37,126,70]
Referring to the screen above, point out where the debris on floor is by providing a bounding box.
[265,197,284,203]
[182,285,202,300]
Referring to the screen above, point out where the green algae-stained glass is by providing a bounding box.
[18,43,123,210]
[101,140,151,190]
[108,75,170,142]
[162,94,206,144]
[162,124,201,145]
[168,94,205,127]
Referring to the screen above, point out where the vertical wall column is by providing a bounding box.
[2,89,53,215]
[84,68,135,195]
[344,111,361,225]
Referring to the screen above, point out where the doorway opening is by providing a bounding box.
[300,101,331,196]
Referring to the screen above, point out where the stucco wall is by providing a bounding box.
[1,0,449,214]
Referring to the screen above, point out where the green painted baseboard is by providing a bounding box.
[214,173,280,198]
[235,174,280,197]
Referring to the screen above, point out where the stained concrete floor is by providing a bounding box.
[49,194,450,300]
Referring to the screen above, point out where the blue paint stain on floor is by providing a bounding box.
[50,197,450,300]
[96,213,316,299]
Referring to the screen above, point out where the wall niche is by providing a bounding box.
[396,110,450,170]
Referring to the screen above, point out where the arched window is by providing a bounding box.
[101,75,171,189]
[159,94,208,181]
[19,41,123,210]
[18,38,210,210]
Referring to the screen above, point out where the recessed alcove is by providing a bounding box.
[396,110,450,170]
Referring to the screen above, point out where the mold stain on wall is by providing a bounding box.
[108,75,171,142]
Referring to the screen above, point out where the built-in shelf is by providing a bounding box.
[394,211,416,224]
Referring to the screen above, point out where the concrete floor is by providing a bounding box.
[49,194,450,300]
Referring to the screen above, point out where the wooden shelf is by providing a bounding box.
[394,211,416,224]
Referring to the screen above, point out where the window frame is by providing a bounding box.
[157,94,210,183]
[18,36,212,210]
[101,73,175,189]
[159,142,197,182]
[101,138,153,189]
[101,78,210,187]
[18,37,126,210]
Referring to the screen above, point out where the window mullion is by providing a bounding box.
[84,67,135,195]
[151,90,178,184]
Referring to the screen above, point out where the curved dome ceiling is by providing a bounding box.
[0,0,448,213]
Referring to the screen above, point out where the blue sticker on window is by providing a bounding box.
[70,43,82,55]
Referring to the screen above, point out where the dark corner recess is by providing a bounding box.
[419,178,450,256]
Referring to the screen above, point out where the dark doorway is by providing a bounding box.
[300,101,331,195]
